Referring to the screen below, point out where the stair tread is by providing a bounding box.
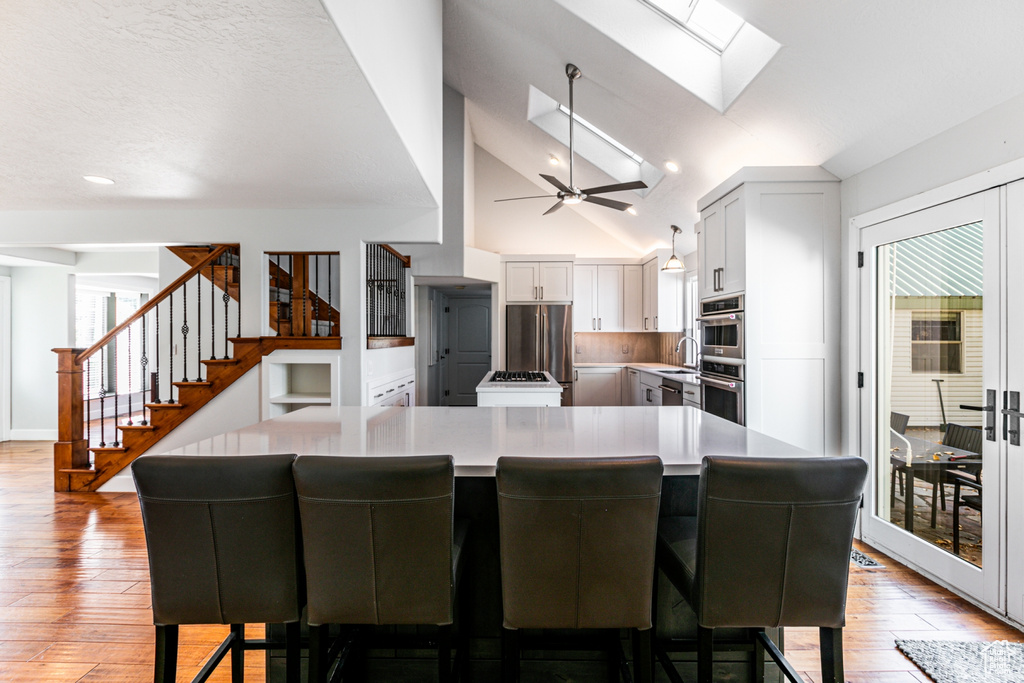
[201,358,239,365]
[117,424,156,431]
[172,381,212,387]
[146,402,184,409]
[90,446,126,453]
[60,468,97,474]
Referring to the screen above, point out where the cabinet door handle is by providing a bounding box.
[592,317,596,330]
[534,286,538,300]
[644,317,648,330]
[575,370,579,381]
[598,318,602,330]
[646,388,652,402]
[540,286,544,299]
[654,315,658,330]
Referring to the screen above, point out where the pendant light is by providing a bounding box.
[661,225,684,272]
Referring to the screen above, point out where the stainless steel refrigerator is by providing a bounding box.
[506,304,574,406]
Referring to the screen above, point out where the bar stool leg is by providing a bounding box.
[501,627,520,683]
[606,629,620,683]
[438,624,452,683]
[154,624,178,683]
[819,627,844,683]
[697,626,714,683]
[632,628,652,683]
[308,625,327,683]
[751,629,765,683]
[230,624,244,683]
[285,621,300,683]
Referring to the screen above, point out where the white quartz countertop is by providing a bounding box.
[161,405,811,476]
[476,370,563,393]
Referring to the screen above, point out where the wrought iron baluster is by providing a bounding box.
[126,326,133,426]
[85,356,91,449]
[328,254,333,336]
[140,314,149,425]
[153,303,161,404]
[195,269,202,381]
[302,255,308,337]
[169,292,175,402]
[211,262,216,360]
[98,351,106,448]
[112,336,120,447]
[182,278,190,383]
[236,248,241,339]
[314,255,320,336]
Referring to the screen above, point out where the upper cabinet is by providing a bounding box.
[505,261,573,302]
[642,254,684,332]
[574,265,624,332]
[622,265,643,332]
[698,187,746,300]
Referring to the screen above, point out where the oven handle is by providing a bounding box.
[697,312,742,323]
[699,375,741,390]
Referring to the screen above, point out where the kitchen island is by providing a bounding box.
[162,405,808,682]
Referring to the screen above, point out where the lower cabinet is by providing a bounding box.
[681,376,701,409]
[574,367,623,406]
[640,372,662,406]
[625,368,641,406]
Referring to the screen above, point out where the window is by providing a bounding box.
[911,311,962,373]
[639,0,745,53]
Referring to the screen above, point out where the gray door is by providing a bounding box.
[447,297,492,406]
[506,305,540,372]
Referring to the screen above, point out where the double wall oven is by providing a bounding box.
[698,294,745,425]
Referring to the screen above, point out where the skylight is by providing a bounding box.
[527,86,664,197]
[556,105,645,164]
[639,0,744,53]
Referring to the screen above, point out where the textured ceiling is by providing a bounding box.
[0,0,434,210]
[444,0,1024,255]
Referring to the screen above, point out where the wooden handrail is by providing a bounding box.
[381,245,411,268]
[75,245,234,365]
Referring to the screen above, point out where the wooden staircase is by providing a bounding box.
[55,336,339,492]
[53,244,342,493]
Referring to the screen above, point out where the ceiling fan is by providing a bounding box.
[496,63,648,215]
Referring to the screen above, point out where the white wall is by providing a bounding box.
[320,0,443,212]
[10,266,73,439]
[840,91,1024,457]
[473,146,644,258]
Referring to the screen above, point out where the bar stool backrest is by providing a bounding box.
[495,456,664,631]
[132,454,303,626]
[693,455,867,629]
[292,455,456,626]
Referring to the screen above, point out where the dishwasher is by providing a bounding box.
[659,378,684,406]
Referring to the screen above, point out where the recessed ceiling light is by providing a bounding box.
[664,161,679,173]
[626,207,638,216]
[83,175,114,185]
[549,155,560,165]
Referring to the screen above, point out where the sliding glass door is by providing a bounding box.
[859,189,1001,608]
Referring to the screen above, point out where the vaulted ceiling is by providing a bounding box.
[4,0,1024,257]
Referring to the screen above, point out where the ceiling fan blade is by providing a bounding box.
[583,195,632,211]
[539,174,572,193]
[543,200,565,215]
[581,180,649,195]
[494,195,557,202]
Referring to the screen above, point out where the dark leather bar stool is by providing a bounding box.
[292,454,467,683]
[495,455,664,683]
[132,454,304,683]
[655,455,867,683]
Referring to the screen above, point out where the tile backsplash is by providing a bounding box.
[574,332,686,365]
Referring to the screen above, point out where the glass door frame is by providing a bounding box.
[858,188,1003,611]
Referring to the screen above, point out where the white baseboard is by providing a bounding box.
[9,429,58,441]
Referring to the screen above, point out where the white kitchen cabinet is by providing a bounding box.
[368,371,416,408]
[698,186,746,300]
[681,376,701,409]
[623,265,643,331]
[642,255,684,332]
[574,265,625,332]
[639,371,662,406]
[505,261,573,302]
[695,167,841,454]
[574,366,623,406]
[624,367,641,405]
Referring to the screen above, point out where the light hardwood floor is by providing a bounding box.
[0,440,1021,682]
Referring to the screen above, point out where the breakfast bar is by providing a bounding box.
[160,405,808,682]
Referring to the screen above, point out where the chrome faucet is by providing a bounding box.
[675,335,700,368]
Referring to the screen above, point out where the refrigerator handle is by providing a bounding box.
[541,311,548,372]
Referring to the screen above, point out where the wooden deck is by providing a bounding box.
[0,440,1020,681]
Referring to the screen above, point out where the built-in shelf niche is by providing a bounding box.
[261,349,341,419]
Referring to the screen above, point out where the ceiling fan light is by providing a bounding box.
[549,155,560,165]
[562,195,583,205]
[626,207,638,216]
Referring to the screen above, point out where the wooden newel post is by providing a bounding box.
[53,348,89,492]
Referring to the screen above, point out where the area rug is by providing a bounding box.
[896,639,1024,682]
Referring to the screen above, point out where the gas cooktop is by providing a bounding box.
[490,371,548,382]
